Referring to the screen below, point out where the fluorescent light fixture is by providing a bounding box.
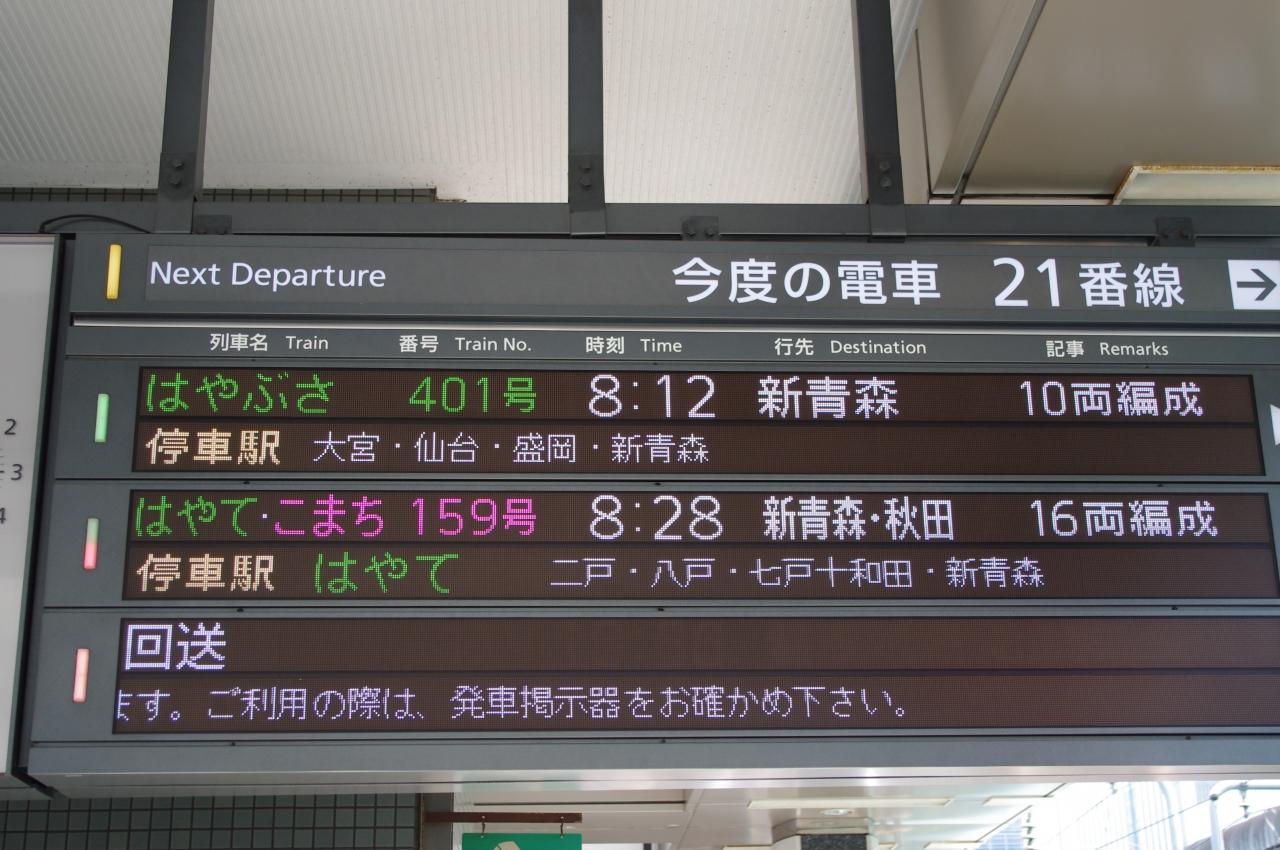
[749,798,950,811]
[923,843,982,850]
[794,826,870,835]
[982,796,1050,807]
[471,802,686,813]
[1113,164,1280,205]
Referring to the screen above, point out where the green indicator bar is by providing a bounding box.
[93,393,109,443]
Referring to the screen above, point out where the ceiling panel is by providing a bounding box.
[914,0,1041,194]
[603,0,863,203]
[966,0,1280,195]
[0,0,170,188]
[2,0,1272,203]
[457,780,1061,850]
[203,0,568,200]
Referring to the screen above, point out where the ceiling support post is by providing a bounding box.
[852,0,906,237]
[568,0,607,236]
[155,0,215,234]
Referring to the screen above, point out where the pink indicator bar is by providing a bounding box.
[82,518,99,570]
[72,648,90,703]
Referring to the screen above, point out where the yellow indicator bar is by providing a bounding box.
[105,243,121,300]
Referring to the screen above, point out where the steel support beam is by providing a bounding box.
[3,199,1280,241]
[0,202,157,236]
[901,204,1280,241]
[605,204,872,239]
[852,0,906,238]
[568,0,606,236]
[194,200,571,236]
[155,0,215,234]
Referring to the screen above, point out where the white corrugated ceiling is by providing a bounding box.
[0,0,877,202]
[0,0,170,187]
[204,0,568,200]
[603,0,862,203]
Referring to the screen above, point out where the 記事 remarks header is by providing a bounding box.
[149,260,386,292]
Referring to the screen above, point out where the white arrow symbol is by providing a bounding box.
[1241,266,1279,301]
[1229,260,1280,310]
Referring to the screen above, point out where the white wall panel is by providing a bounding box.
[0,237,55,798]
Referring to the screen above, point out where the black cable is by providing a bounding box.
[37,213,151,234]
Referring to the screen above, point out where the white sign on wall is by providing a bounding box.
[0,237,54,795]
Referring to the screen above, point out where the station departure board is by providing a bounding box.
[24,235,1280,788]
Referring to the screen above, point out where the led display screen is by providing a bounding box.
[125,489,1274,600]
[113,616,1280,733]
[131,369,1262,475]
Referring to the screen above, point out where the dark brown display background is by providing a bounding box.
[123,544,1279,600]
[124,490,1274,599]
[136,368,1258,423]
[133,420,1264,474]
[118,617,1280,673]
[112,616,1280,732]
[113,671,1280,732]
[128,490,1271,544]
[113,366,1277,736]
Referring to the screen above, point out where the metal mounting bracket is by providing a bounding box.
[868,202,907,241]
[421,812,584,825]
[192,214,231,235]
[1153,216,1196,247]
[681,216,720,240]
[569,153,605,235]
